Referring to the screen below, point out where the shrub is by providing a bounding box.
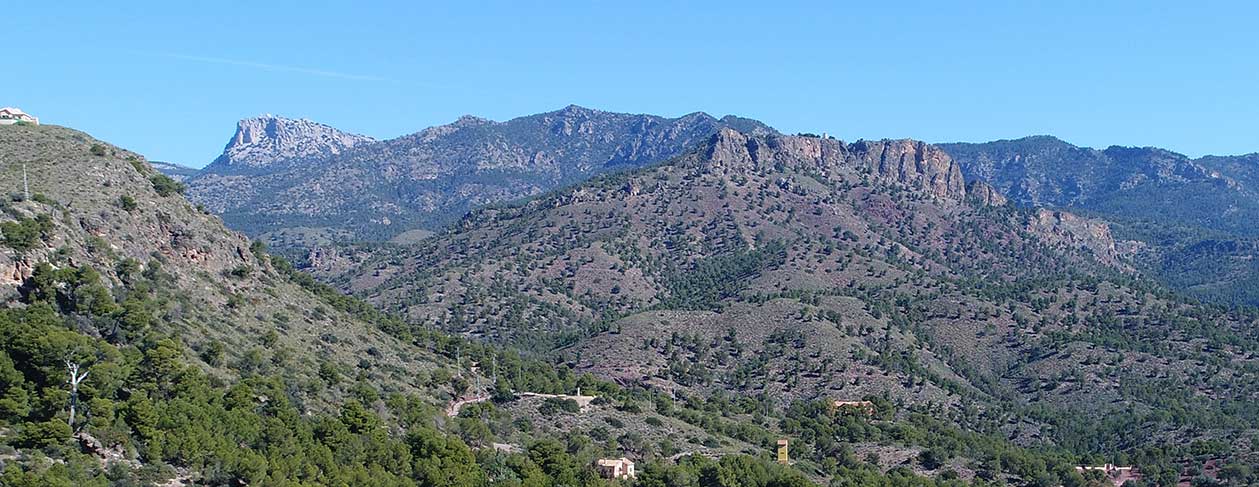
[126,157,147,173]
[226,293,246,309]
[226,265,252,278]
[0,215,53,252]
[119,195,138,212]
[539,397,580,416]
[89,144,108,157]
[318,361,341,385]
[18,419,72,449]
[150,174,185,197]
[918,448,948,470]
[201,341,225,366]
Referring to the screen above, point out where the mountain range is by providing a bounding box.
[4,120,1197,487]
[1,123,848,486]
[939,136,1259,236]
[165,110,1259,310]
[184,106,775,248]
[336,126,1259,439]
[9,114,1259,484]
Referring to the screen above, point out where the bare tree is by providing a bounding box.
[65,359,89,431]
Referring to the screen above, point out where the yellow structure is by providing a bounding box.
[776,439,789,464]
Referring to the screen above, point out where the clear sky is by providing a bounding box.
[5,1,1257,167]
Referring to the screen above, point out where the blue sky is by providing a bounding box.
[4,1,1257,166]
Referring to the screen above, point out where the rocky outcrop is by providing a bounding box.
[851,139,966,200]
[966,180,1007,206]
[206,115,374,171]
[0,125,264,301]
[1026,209,1121,266]
[699,129,967,201]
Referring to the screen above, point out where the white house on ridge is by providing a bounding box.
[0,107,38,125]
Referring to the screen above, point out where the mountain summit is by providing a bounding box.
[205,115,374,171]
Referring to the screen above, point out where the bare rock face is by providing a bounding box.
[700,129,967,201]
[209,115,374,169]
[1026,209,1121,266]
[966,180,1008,206]
[852,139,966,200]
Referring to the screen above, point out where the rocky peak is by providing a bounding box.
[207,115,374,171]
[452,114,493,127]
[557,104,599,117]
[702,128,757,168]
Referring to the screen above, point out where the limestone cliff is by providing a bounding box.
[206,115,374,170]
[700,128,967,201]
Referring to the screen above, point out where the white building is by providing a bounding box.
[596,458,635,480]
[0,107,38,125]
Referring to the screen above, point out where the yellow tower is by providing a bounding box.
[776,438,789,464]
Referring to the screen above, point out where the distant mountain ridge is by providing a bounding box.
[938,136,1254,232]
[183,113,1259,307]
[939,135,1259,306]
[186,106,777,246]
[148,160,199,181]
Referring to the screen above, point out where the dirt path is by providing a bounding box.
[445,395,491,417]
[446,392,599,417]
[516,392,598,409]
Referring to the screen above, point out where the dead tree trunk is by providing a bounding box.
[65,360,89,431]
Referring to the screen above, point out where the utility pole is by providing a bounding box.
[22,164,30,201]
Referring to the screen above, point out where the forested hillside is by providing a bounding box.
[0,124,1129,486]
[336,129,1259,485]
[0,125,725,485]
[941,136,1259,308]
